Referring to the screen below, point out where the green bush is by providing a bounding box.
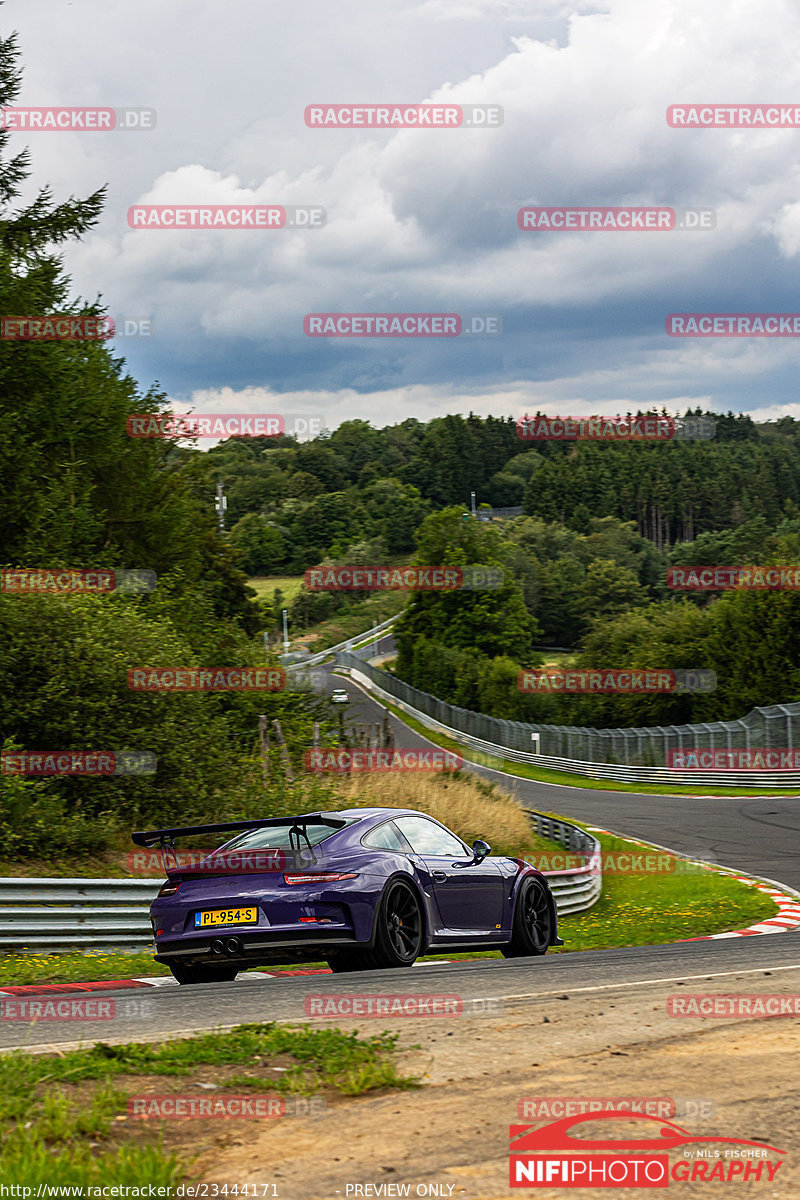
[0,594,332,837]
[0,752,118,857]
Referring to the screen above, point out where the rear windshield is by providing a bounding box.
[221,818,358,851]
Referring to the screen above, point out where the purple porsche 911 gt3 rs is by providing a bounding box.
[131,807,562,984]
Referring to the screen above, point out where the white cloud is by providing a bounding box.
[7,0,800,422]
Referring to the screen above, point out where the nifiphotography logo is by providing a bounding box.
[509,1111,785,1187]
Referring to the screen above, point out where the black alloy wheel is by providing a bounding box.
[368,879,424,968]
[502,876,553,957]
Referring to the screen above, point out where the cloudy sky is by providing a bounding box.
[6,0,800,432]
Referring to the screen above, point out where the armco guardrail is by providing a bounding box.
[0,878,160,952]
[285,615,398,673]
[524,811,602,916]
[335,655,800,787]
[0,812,600,951]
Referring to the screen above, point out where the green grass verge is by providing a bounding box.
[0,1024,415,1186]
[245,575,305,604]
[0,951,173,986]
[304,592,407,653]
[246,573,408,654]
[549,829,778,950]
[363,687,800,797]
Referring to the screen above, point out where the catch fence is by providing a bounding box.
[336,650,800,786]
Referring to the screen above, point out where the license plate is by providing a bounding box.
[194,907,258,928]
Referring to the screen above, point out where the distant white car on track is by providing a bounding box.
[331,687,349,703]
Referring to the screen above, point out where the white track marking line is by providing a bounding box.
[471,961,800,1005]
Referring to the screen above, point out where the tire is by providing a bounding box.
[501,876,553,958]
[169,962,239,985]
[362,879,424,969]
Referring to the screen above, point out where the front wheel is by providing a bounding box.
[501,877,553,958]
[169,962,239,985]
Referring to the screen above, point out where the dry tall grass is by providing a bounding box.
[328,771,551,855]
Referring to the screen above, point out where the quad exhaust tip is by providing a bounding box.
[210,935,243,957]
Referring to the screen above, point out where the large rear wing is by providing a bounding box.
[131,812,349,848]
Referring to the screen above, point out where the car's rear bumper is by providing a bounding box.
[153,925,363,968]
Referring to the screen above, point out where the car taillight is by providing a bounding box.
[283,872,358,885]
[157,880,181,897]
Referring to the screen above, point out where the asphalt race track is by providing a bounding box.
[1,656,798,1055]
[325,652,800,893]
[3,935,800,1052]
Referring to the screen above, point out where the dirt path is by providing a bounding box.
[192,965,800,1198]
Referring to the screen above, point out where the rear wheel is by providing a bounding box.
[364,879,424,969]
[168,962,239,985]
[501,877,553,958]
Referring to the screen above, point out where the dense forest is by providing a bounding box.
[199,408,798,577]
[389,504,800,727]
[189,409,800,663]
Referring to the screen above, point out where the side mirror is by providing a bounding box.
[471,839,491,863]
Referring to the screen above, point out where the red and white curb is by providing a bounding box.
[586,826,800,941]
[0,958,454,998]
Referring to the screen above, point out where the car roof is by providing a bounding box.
[336,806,427,820]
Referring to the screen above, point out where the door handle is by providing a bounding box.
[431,871,447,883]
